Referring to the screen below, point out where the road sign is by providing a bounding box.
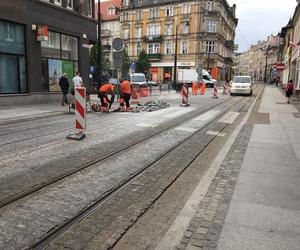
[113,52,122,69]
[112,38,123,51]
[275,63,285,71]
[131,61,136,73]
[89,66,96,74]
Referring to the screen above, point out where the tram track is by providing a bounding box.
[27,85,264,250]
[0,92,242,209]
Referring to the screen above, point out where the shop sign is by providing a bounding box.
[37,25,48,41]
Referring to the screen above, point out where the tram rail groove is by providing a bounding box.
[29,85,264,250]
[0,87,262,210]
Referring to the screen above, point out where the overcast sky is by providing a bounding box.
[227,0,297,52]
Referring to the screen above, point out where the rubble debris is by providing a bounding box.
[131,100,170,113]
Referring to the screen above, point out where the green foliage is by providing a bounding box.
[89,44,108,76]
[121,49,131,78]
[136,50,151,75]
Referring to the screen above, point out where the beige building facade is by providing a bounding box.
[120,0,237,82]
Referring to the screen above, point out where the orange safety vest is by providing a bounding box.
[120,80,131,94]
[100,84,115,93]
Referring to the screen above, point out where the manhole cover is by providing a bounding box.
[247,112,270,124]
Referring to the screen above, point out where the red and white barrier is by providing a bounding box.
[67,87,86,140]
[212,83,218,99]
[180,84,190,107]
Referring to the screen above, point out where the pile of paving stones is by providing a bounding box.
[131,100,170,113]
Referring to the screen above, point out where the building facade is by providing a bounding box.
[96,0,121,71]
[0,0,96,105]
[120,0,237,82]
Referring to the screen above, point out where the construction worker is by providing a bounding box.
[99,83,115,112]
[120,79,131,111]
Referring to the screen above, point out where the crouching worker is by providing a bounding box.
[99,83,115,112]
[119,79,131,112]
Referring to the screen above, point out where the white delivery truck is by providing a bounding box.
[178,69,217,88]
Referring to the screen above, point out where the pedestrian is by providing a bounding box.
[59,73,69,106]
[120,79,131,111]
[72,71,84,91]
[285,79,294,104]
[99,83,115,112]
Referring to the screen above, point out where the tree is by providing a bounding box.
[89,44,108,80]
[136,50,151,75]
[121,48,130,78]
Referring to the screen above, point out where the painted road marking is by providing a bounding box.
[136,122,158,128]
[206,130,226,137]
[193,110,220,122]
[218,111,240,124]
[164,108,194,119]
[174,127,197,132]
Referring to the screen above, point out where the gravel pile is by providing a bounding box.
[131,100,170,113]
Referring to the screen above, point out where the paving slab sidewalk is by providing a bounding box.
[217,87,300,250]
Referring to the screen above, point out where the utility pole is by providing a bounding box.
[97,0,102,86]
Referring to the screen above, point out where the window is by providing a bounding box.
[136,27,142,38]
[122,12,129,21]
[147,24,160,36]
[66,0,73,9]
[54,0,62,6]
[150,8,159,19]
[206,41,215,53]
[165,42,173,55]
[41,31,79,92]
[182,3,190,14]
[0,20,27,94]
[136,43,142,55]
[108,6,115,15]
[166,24,173,36]
[183,23,189,34]
[207,1,215,11]
[207,20,217,32]
[136,10,142,20]
[148,43,160,54]
[166,6,174,17]
[87,0,93,17]
[123,0,129,6]
[182,41,188,54]
[123,28,129,39]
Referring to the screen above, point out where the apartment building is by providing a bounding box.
[120,0,237,82]
[0,0,96,105]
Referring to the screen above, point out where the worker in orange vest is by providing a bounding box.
[192,81,198,95]
[99,83,115,112]
[119,79,131,111]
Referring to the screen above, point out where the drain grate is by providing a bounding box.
[293,113,300,118]
[247,112,270,124]
[276,102,288,104]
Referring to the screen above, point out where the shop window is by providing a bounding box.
[61,34,78,60]
[0,20,27,94]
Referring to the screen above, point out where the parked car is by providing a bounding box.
[130,73,147,86]
[230,76,253,96]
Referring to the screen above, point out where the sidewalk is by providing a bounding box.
[217,87,300,249]
[0,104,68,124]
[158,86,300,250]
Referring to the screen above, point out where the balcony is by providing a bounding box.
[143,35,163,43]
[147,53,162,60]
[225,40,234,48]
[101,30,111,37]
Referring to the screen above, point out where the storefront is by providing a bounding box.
[0,0,96,105]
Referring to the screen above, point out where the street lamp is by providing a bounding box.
[97,0,102,86]
[173,22,190,86]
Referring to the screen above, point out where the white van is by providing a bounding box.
[177,69,216,88]
[130,73,147,86]
[230,76,252,96]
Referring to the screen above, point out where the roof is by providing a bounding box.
[95,0,121,21]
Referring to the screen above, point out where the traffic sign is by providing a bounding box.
[112,38,123,51]
[89,66,96,74]
[275,63,286,71]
